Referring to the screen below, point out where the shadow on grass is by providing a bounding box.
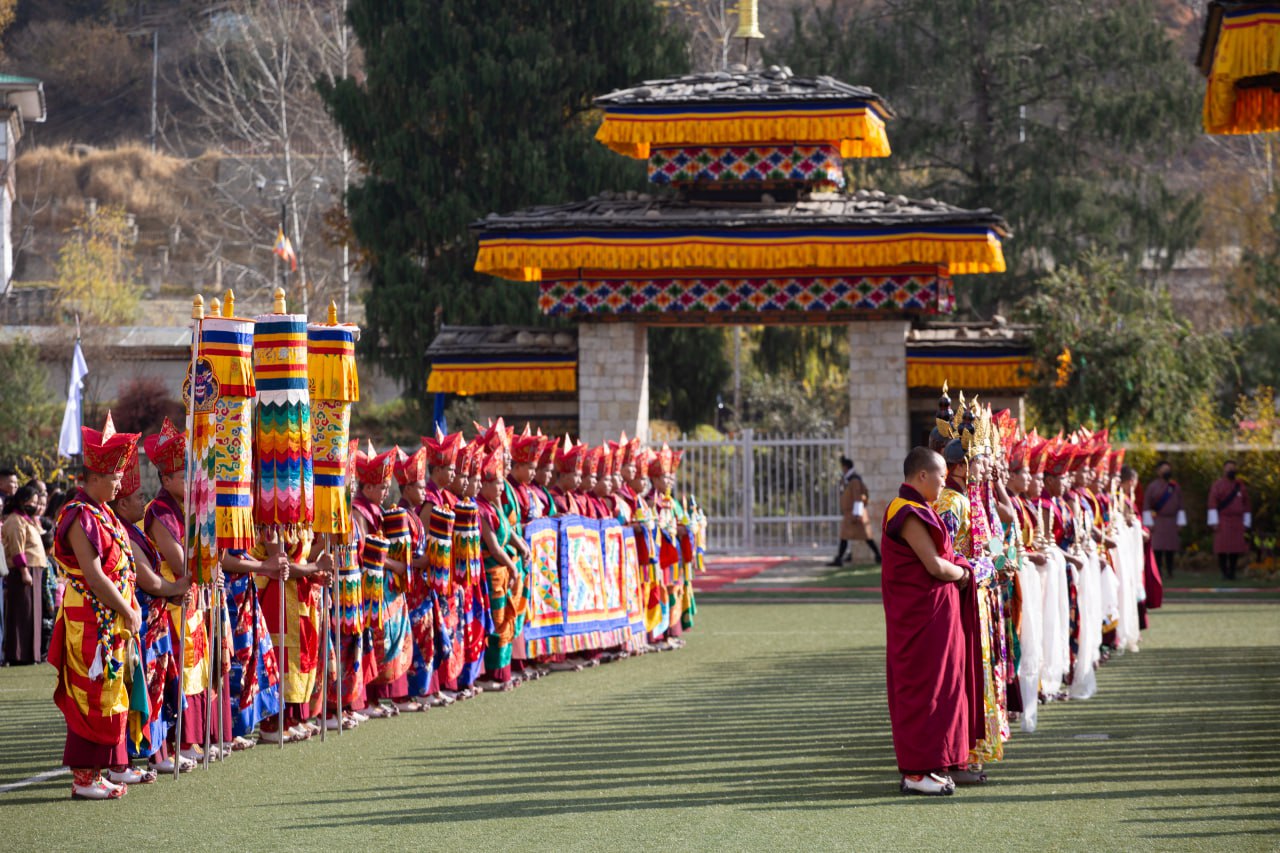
[276,641,1278,843]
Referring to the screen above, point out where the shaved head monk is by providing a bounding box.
[880,447,976,796]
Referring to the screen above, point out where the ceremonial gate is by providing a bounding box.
[668,428,849,553]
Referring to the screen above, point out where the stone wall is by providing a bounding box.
[576,323,649,443]
[848,320,909,526]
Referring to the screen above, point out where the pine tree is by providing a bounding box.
[772,0,1202,311]
[318,0,690,407]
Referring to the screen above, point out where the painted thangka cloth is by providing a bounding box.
[200,316,256,554]
[520,517,645,656]
[307,321,359,538]
[253,313,313,541]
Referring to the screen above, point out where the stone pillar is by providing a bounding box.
[848,319,909,525]
[576,322,649,443]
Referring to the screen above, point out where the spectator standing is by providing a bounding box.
[1207,460,1251,581]
[1142,459,1185,578]
[2,484,48,664]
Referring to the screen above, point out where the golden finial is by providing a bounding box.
[223,289,236,318]
[327,300,338,325]
[210,297,221,316]
[192,294,205,320]
[273,287,287,314]
[733,0,765,39]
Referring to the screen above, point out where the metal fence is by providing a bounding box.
[669,428,850,553]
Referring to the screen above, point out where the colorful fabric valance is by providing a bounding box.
[427,354,577,396]
[1202,5,1280,134]
[475,227,1006,283]
[648,144,844,187]
[595,101,891,160]
[906,347,1034,390]
[537,267,953,316]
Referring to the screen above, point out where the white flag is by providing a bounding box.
[57,340,89,458]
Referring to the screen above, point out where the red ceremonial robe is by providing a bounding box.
[881,484,979,775]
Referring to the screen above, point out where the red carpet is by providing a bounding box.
[697,556,791,592]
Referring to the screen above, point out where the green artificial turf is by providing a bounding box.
[2,601,1277,852]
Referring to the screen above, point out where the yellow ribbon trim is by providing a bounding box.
[475,234,1005,282]
[427,363,577,396]
[595,110,891,159]
[886,497,928,528]
[906,357,1034,390]
[1203,12,1280,134]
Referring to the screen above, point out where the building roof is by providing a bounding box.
[906,319,1032,350]
[0,74,46,124]
[594,67,893,117]
[474,189,1008,234]
[426,325,576,357]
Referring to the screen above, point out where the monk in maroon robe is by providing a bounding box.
[880,447,976,796]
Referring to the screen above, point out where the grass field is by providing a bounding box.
[2,599,1278,852]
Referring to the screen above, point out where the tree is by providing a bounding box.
[649,327,731,431]
[1021,252,1230,438]
[1233,190,1280,393]
[772,0,1202,313]
[0,337,60,468]
[318,0,689,411]
[173,0,357,316]
[54,205,143,325]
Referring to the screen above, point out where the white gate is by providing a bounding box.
[668,428,850,553]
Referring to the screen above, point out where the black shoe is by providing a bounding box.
[827,559,842,567]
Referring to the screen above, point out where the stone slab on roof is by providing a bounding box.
[427,325,576,357]
[907,320,1032,349]
[474,189,1008,235]
[594,67,893,116]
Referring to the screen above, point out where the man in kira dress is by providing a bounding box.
[142,417,222,765]
[475,447,526,691]
[549,437,586,516]
[421,432,465,702]
[352,444,414,717]
[394,445,441,709]
[50,413,144,800]
[109,444,194,775]
[1207,460,1252,581]
[881,447,977,796]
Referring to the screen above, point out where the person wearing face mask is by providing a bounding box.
[1142,460,1184,579]
[1207,460,1251,581]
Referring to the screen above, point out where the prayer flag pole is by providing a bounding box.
[175,294,204,779]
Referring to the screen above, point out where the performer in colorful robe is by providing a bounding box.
[647,444,692,647]
[110,445,191,773]
[395,446,436,708]
[422,432,464,700]
[476,448,524,691]
[881,447,976,796]
[218,546,283,743]
[50,413,144,800]
[254,532,330,742]
[549,437,585,515]
[452,446,493,693]
[352,445,413,715]
[142,418,218,764]
[1207,460,1251,580]
[932,409,1004,783]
